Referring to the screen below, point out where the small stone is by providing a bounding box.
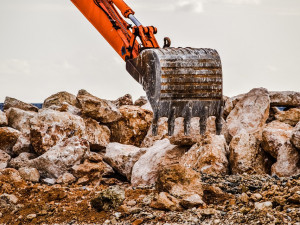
[0,194,18,204]
[91,186,125,211]
[126,200,137,207]
[56,173,76,184]
[240,193,249,204]
[255,201,273,211]
[114,212,122,219]
[26,214,37,220]
[251,193,262,202]
[43,178,56,185]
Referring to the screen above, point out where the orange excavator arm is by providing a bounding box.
[70,0,160,60]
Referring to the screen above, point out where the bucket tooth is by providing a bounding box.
[152,111,159,136]
[200,106,209,135]
[168,107,176,136]
[216,105,224,135]
[184,106,192,135]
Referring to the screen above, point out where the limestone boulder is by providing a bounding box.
[150,192,182,211]
[3,96,38,112]
[77,89,121,123]
[131,139,187,187]
[229,133,269,175]
[110,105,152,146]
[0,110,7,126]
[226,88,270,141]
[6,108,37,155]
[8,152,36,169]
[0,150,11,169]
[18,167,40,182]
[84,118,110,151]
[180,134,229,175]
[0,127,21,155]
[56,173,76,184]
[104,143,146,180]
[269,91,300,107]
[30,109,86,155]
[43,91,78,108]
[31,137,89,178]
[275,108,300,126]
[72,159,105,184]
[291,122,300,149]
[112,94,133,108]
[156,164,204,209]
[262,121,300,177]
[134,96,148,106]
[223,93,245,118]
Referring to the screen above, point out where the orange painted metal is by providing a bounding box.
[110,0,134,18]
[71,0,138,60]
[70,0,160,61]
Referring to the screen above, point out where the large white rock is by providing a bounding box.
[0,150,11,169]
[131,139,187,187]
[3,96,38,112]
[262,121,300,177]
[226,88,270,141]
[109,105,152,147]
[30,109,87,155]
[85,118,110,151]
[104,143,146,180]
[180,134,229,175]
[6,108,37,155]
[269,91,300,107]
[8,152,36,169]
[0,110,7,126]
[0,127,21,155]
[291,122,300,149]
[275,108,300,126]
[31,137,89,178]
[77,89,121,123]
[229,133,269,175]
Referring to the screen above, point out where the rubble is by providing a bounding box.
[0,127,21,155]
[110,105,152,146]
[262,121,300,177]
[3,96,39,112]
[180,134,229,175]
[77,89,121,123]
[30,109,87,155]
[104,143,146,180]
[131,139,187,187]
[0,89,299,224]
[84,118,110,151]
[0,110,7,126]
[6,108,37,155]
[0,150,11,169]
[226,88,270,141]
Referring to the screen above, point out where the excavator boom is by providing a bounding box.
[71,0,223,135]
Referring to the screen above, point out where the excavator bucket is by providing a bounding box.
[126,47,223,136]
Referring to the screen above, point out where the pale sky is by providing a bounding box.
[0,0,299,102]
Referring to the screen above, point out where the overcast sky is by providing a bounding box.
[0,0,299,102]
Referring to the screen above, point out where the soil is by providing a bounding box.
[1,172,299,225]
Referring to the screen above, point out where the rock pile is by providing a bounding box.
[0,88,299,224]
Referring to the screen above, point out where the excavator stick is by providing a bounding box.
[126,47,223,136]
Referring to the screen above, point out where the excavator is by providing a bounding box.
[70,0,224,136]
